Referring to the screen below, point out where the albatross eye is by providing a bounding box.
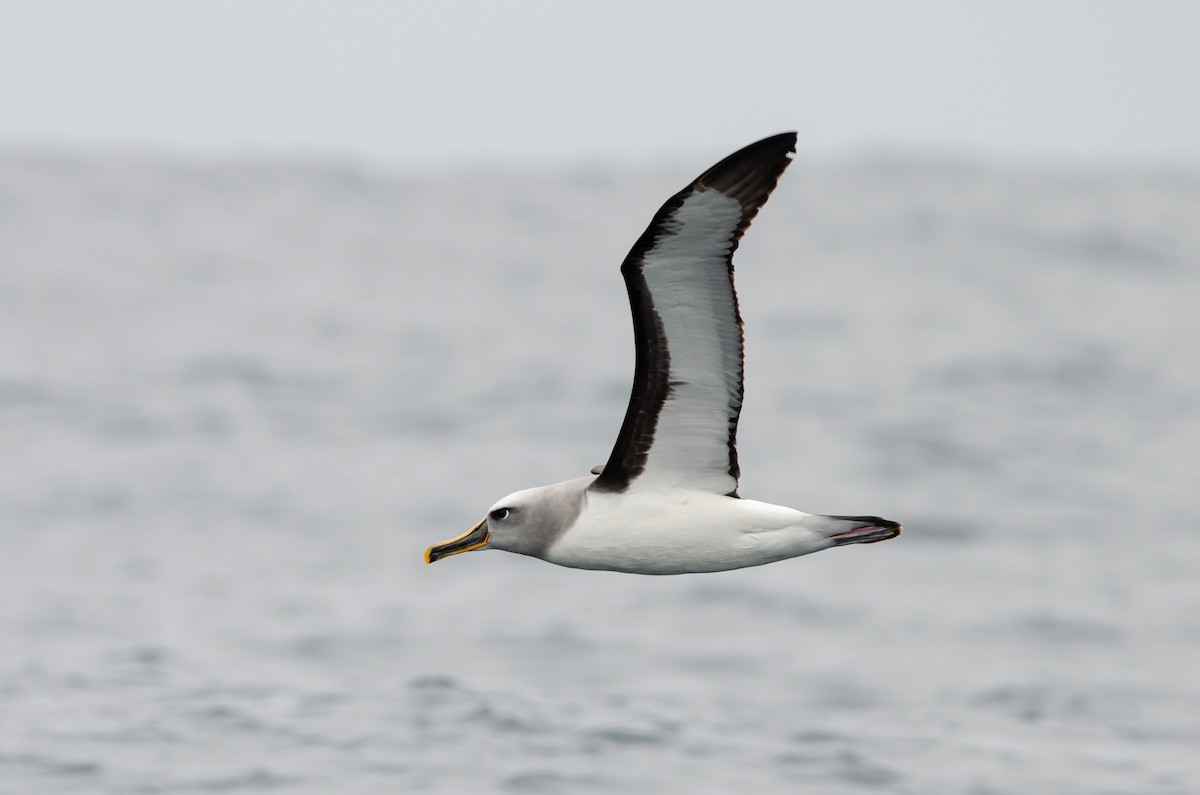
[490,508,511,522]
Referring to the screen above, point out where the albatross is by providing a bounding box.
[425,133,900,575]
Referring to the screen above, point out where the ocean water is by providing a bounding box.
[1,148,1198,794]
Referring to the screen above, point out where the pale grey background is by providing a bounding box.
[2,0,1199,168]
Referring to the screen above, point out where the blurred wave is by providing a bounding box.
[1,148,1198,793]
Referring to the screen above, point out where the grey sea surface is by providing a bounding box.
[1,148,1198,794]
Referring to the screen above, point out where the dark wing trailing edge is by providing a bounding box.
[591,132,797,496]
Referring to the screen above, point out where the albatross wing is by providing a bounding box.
[591,132,797,497]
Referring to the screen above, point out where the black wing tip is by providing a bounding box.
[695,132,797,216]
[698,132,797,181]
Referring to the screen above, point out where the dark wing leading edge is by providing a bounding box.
[591,132,797,497]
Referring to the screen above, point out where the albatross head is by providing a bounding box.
[424,476,591,564]
[422,492,554,564]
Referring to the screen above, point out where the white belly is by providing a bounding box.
[543,489,834,574]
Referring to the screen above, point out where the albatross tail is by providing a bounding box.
[804,514,902,546]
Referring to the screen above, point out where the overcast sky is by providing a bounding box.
[2,1,1197,169]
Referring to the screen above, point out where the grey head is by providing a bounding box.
[425,475,592,564]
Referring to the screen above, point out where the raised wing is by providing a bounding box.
[591,132,796,496]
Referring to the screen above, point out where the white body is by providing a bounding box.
[544,488,832,574]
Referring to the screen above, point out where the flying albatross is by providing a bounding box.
[425,132,900,575]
